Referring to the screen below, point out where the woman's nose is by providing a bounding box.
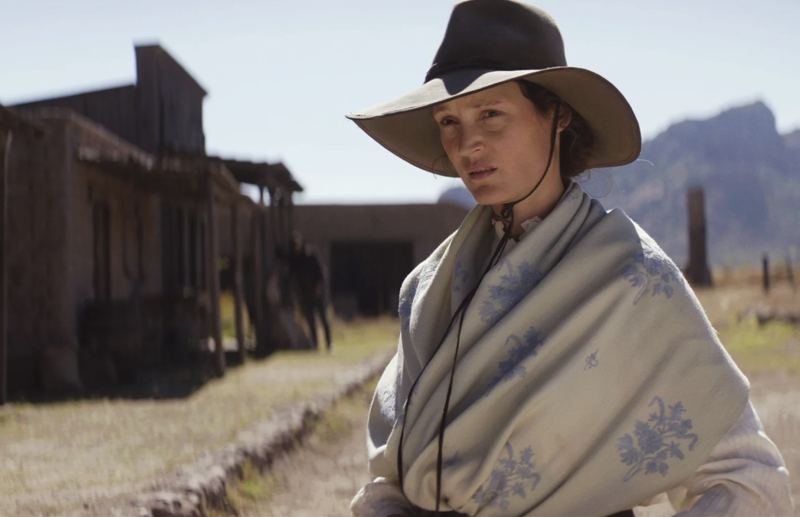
[457,125,484,156]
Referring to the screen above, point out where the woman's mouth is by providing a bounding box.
[469,166,496,180]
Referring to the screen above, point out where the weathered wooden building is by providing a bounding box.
[1,44,301,397]
[1,43,476,399]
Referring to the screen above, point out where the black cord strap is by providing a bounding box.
[398,105,561,516]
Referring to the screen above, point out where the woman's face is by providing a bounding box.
[432,82,565,207]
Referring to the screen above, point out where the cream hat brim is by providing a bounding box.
[347,67,641,177]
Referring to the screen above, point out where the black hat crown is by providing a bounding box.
[426,0,567,82]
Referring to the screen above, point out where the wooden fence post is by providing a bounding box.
[762,254,770,294]
[685,188,712,286]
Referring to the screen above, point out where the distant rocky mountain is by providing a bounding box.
[438,102,800,266]
[438,185,479,210]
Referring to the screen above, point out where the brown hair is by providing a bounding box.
[517,81,595,179]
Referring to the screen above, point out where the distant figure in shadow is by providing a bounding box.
[289,232,332,351]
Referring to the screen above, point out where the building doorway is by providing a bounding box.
[93,202,111,300]
[330,241,414,317]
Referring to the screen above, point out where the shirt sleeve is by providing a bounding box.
[351,477,419,517]
[634,399,794,517]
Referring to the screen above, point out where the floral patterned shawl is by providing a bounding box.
[354,182,749,517]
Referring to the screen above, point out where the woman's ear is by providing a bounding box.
[556,104,572,133]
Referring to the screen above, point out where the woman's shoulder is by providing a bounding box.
[560,203,689,301]
[402,204,491,288]
[400,228,458,292]
[578,200,671,256]
[565,202,660,260]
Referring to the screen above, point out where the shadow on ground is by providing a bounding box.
[5,349,318,404]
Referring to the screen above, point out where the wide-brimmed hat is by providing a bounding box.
[347,0,641,177]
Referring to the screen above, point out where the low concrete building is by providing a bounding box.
[293,204,470,318]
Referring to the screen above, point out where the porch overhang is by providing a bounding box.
[214,158,303,194]
[0,104,46,134]
[77,147,246,200]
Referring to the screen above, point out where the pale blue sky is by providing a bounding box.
[2,0,798,204]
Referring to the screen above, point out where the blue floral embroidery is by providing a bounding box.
[565,187,581,202]
[418,258,439,291]
[453,260,469,293]
[412,378,420,395]
[617,397,699,482]
[398,279,418,332]
[480,260,543,325]
[443,451,463,469]
[399,258,441,332]
[473,442,541,511]
[621,247,680,305]
[584,350,599,370]
[489,328,544,389]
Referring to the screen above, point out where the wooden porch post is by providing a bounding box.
[232,203,245,363]
[262,187,271,264]
[284,195,292,252]
[206,182,225,376]
[0,131,11,405]
[271,189,280,258]
[288,193,295,240]
[252,205,265,356]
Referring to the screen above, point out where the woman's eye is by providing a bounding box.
[484,110,502,119]
[438,117,457,127]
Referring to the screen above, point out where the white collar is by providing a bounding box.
[492,216,542,243]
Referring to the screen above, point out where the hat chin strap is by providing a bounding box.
[490,103,560,270]
[397,105,562,516]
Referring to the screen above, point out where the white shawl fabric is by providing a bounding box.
[354,182,749,517]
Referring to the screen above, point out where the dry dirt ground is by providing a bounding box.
[228,389,374,517]
[0,318,399,517]
[750,372,800,514]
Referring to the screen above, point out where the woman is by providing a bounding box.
[347,1,792,516]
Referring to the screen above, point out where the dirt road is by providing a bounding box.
[237,391,373,517]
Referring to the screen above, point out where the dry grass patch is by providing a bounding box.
[718,319,800,376]
[0,317,398,516]
[692,281,800,376]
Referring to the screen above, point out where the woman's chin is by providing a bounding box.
[468,185,509,206]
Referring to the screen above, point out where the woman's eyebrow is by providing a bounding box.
[470,99,502,109]
[432,99,503,116]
